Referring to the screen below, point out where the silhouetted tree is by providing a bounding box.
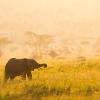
[49,50,58,58]
[94,39,100,56]
[24,32,54,59]
[0,36,12,57]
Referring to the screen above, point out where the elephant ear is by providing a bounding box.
[27,60,34,70]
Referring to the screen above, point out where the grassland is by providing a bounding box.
[0,58,100,100]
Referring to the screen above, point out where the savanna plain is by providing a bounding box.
[0,58,100,100]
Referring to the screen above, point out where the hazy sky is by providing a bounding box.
[0,0,100,37]
[0,0,100,60]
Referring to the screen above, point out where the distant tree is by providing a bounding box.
[49,50,58,58]
[0,37,12,45]
[0,37,12,57]
[24,32,54,59]
[94,39,100,56]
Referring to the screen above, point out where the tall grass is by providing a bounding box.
[0,58,100,100]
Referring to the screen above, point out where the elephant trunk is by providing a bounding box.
[38,63,47,68]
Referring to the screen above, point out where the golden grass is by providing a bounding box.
[0,58,100,100]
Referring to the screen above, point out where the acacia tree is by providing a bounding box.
[24,32,54,59]
[0,37,12,57]
[94,38,100,56]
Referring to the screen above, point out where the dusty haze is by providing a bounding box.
[0,0,100,61]
[0,0,100,35]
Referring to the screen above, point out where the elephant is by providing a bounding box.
[4,58,47,82]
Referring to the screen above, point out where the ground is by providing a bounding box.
[0,58,100,100]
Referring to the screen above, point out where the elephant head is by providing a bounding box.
[27,59,47,70]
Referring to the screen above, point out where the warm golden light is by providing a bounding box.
[0,0,100,59]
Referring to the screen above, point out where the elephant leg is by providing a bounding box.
[22,73,26,80]
[10,75,15,80]
[27,71,32,80]
[9,73,16,80]
[4,72,10,82]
